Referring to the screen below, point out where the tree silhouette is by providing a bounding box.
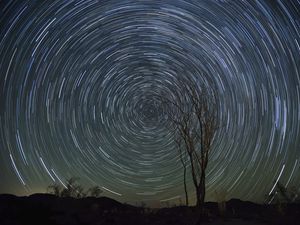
[266,181,300,204]
[47,183,62,196]
[87,185,103,197]
[163,81,218,213]
[47,177,102,198]
[60,177,82,198]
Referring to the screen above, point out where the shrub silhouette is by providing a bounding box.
[47,183,62,196]
[87,185,103,197]
[266,182,300,204]
[47,177,102,198]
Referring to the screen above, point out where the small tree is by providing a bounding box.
[163,82,218,213]
[47,183,62,196]
[60,177,82,197]
[87,186,102,197]
[48,177,86,198]
[47,177,103,199]
[266,182,300,204]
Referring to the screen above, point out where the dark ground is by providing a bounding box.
[0,194,299,225]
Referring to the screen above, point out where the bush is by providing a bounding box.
[47,177,102,198]
[266,182,300,204]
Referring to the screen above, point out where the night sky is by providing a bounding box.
[0,0,299,207]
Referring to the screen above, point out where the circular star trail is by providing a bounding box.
[0,0,300,206]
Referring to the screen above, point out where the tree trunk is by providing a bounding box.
[196,171,206,214]
[196,186,201,207]
[199,171,206,207]
[183,165,189,206]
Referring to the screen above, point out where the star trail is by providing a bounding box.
[0,0,300,206]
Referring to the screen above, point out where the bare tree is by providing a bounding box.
[163,82,218,213]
